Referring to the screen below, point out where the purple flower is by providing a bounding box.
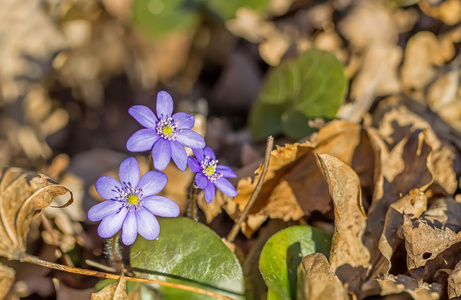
[188,147,238,203]
[88,157,180,245]
[126,91,205,171]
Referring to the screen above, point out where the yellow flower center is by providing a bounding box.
[162,125,173,136]
[127,194,139,205]
[205,165,215,176]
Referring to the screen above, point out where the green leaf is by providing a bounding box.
[132,0,203,37]
[250,48,347,140]
[130,217,245,300]
[206,0,269,20]
[259,225,332,300]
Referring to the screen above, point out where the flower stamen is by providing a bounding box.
[156,116,180,140]
[200,156,222,183]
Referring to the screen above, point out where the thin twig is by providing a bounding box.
[85,259,117,273]
[227,136,274,242]
[19,253,237,300]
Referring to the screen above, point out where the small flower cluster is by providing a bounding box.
[88,91,237,245]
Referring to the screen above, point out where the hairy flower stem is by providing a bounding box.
[19,252,236,300]
[227,136,273,243]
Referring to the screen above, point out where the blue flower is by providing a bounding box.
[126,91,205,171]
[188,147,238,203]
[88,157,180,245]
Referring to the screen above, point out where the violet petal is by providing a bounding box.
[119,157,140,187]
[95,176,122,200]
[126,129,159,152]
[121,210,138,245]
[129,105,157,129]
[143,196,180,217]
[98,207,128,238]
[152,138,171,171]
[137,208,160,240]
[138,170,168,196]
[88,200,123,222]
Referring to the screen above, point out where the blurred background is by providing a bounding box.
[2,0,461,298]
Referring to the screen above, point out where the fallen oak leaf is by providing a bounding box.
[362,274,441,299]
[371,189,427,279]
[448,260,461,299]
[0,166,73,260]
[91,272,127,300]
[0,263,15,298]
[297,253,347,300]
[317,153,370,298]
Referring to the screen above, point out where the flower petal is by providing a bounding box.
[96,176,122,200]
[88,200,123,222]
[215,178,238,197]
[176,130,205,149]
[121,210,138,245]
[170,141,187,171]
[152,138,171,171]
[137,208,160,240]
[204,183,216,203]
[187,157,201,173]
[173,112,194,130]
[195,173,208,189]
[138,170,168,196]
[192,148,204,160]
[98,207,128,238]
[129,105,157,129]
[126,129,159,152]
[143,196,180,217]
[217,165,237,178]
[119,157,140,186]
[204,147,216,160]
[156,91,173,118]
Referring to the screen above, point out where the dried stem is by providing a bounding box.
[227,136,274,242]
[19,253,237,300]
[187,183,198,220]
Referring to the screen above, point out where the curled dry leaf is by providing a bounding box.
[0,263,15,299]
[362,274,441,299]
[296,253,347,300]
[91,273,127,300]
[401,205,461,281]
[364,129,433,273]
[371,189,427,279]
[448,260,461,299]
[0,167,73,259]
[317,153,370,297]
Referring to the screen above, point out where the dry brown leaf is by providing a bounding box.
[401,31,454,99]
[199,121,374,237]
[448,260,461,299]
[370,189,427,279]
[296,253,347,300]
[0,263,15,298]
[317,153,370,297]
[338,0,398,51]
[401,214,461,281]
[362,274,441,299]
[0,167,73,259]
[420,0,461,26]
[374,99,458,194]
[365,129,433,278]
[91,273,127,300]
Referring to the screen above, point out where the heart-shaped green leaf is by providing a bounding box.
[259,225,332,300]
[250,48,347,140]
[130,217,244,299]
